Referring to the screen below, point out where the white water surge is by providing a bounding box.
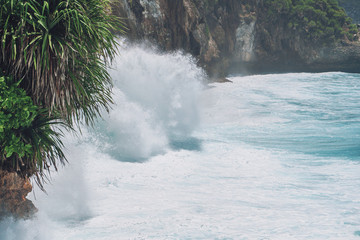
[1,44,360,240]
[95,44,204,161]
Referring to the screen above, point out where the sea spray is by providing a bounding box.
[1,69,360,239]
[0,132,93,240]
[95,43,205,161]
[32,148,92,222]
[0,215,54,240]
[0,42,206,239]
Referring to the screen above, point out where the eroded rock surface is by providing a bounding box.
[0,170,37,219]
[112,0,360,77]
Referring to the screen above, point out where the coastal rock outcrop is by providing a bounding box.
[0,170,37,219]
[112,0,360,77]
[112,0,252,77]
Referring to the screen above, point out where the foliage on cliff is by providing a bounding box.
[265,0,358,43]
[0,75,66,190]
[0,0,121,189]
[0,0,122,125]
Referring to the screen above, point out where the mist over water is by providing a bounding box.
[1,43,360,239]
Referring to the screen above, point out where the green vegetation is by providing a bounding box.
[0,0,122,188]
[0,75,66,190]
[0,0,122,124]
[265,0,359,43]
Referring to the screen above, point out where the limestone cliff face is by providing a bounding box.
[112,0,255,77]
[0,170,37,219]
[112,0,360,77]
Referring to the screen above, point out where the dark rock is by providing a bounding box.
[0,170,37,219]
[214,78,232,83]
[112,0,360,77]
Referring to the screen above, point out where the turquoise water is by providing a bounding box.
[198,72,360,239]
[225,73,360,159]
[1,45,360,239]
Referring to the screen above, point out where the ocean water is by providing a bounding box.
[1,44,360,240]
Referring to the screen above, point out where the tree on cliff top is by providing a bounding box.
[0,0,123,189]
[265,0,359,43]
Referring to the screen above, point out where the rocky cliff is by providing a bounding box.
[0,170,37,219]
[112,0,360,77]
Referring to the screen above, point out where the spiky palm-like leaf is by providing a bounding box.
[0,0,124,125]
[20,110,69,191]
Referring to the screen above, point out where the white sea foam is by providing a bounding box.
[1,47,360,240]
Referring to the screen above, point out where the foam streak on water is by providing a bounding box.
[1,45,360,240]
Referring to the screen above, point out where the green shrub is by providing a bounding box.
[264,0,358,44]
[0,75,67,190]
[0,75,38,162]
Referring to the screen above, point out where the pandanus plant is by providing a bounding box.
[0,0,123,188]
[0,0,123,125]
